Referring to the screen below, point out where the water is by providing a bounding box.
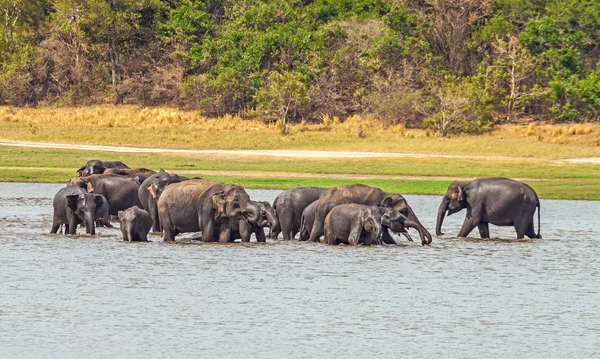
[1,183,599,358]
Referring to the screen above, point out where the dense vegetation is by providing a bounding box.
[1,0,599,134]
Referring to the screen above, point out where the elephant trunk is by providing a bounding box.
[404,218,427,246]
[241,201,261,224]
[406,205,432,245]
[436,198,449,237]
[84,212,96,235]
[264,208,278,231]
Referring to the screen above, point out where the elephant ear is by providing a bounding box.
[458,186,465,201]
[211,191,226,216]
[66,194,79,210]
[147,184,158,200]
[117,210,124,220]
[87,181,95,193]
[380,197,393,208]
[380,213,391,227]
[94,195,105,211]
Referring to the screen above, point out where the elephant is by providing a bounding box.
[118,206,153,242]
[324,204,382,246]
[73,174,142,216]
[77,160,129,177]
[305,184,432,246]
[227,201,278,242]
[138,169,188,232]
[158,179,260,242]
[370,206,428,245]
[93,194,113,228]
[299,200,318,241]
[51,186,104,235]
[436,177,541,239]
[271,186,327,240]
[104,167,157,177]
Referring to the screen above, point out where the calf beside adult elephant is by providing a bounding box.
[305,184,432,245]
[158,179,260,242]
[271,186,327,240]
[324,204,382,245]
[51,186,105,235]
[199,201,278,242]
[138,169,188,232]
[436,177,541,239]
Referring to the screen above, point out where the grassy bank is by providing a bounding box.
[0,148,598,200]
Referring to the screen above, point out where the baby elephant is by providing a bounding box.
[118,206,153,242]
[324,204,382,246]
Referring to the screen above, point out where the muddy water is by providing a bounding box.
[0,183,599,358]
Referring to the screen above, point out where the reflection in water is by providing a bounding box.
[0,183,599,358]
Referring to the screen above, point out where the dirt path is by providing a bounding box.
[0,139,598,163]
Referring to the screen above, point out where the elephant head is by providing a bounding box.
[65,191,103,235]
[436,181,468,236]
[381,209,428,245]
[147,169,172,202]
[362,209,382,245]
[210,185,257,222]
[79,160,107,177]
[247,201,279,230]
[380,194,432,244]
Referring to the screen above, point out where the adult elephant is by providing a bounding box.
[77,160,129,177]
[305,184,432,246]
[158,179,260,242]
[51,186,103,235]
[436,177,541,239]
[138,169,188,232]
[75,174,142,216]
[271,186,327,240]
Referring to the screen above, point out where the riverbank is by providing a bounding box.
[1,105,599,200]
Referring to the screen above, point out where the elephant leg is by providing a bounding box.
[514,217,532,239]
[524,221,538,239]
[291,229,299,240]
[163,229,177,241]
[64,223,69,235]
[381,229,397,245]
[149,201,161,233]
[325,228,336,245]
[348,220,362,246]
[218,228,231,243]
[477,222,490,238]
[457,218,478,238]
[240,223,252,243]
[255,228,266,243]
[121,227,129,241]
[50,216,60,234]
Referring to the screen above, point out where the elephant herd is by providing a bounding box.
[51,159,542,244]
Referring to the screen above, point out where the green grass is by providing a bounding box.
[1,148,599,200]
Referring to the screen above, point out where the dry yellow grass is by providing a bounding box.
[1,105,599,158]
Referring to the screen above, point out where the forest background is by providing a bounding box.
[1,0,599,135]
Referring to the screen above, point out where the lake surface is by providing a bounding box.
[1,183,599,358]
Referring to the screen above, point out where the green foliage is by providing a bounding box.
[0,0,599,126]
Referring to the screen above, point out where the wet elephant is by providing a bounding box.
[436,177,541,239]
[324,204,382,246]
[158,180,260,242]
[51,185,103,235]
[118,206,153,242]
[305,184,432,246]
[299,200,318,241]
[271,186,327,240]
[138,169,188,232]
[226,201,278,242]
[74,174,142,216]
[77,160,129,177]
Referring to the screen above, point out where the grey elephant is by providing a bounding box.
[306,184,432,245]
[226,201,278,242]
[370,206,428,244]
[72,174,142,216]
[77,160,129,177]
[324,204,382,246]
[158,179,260,242]
[138,169,188,232]
[93,194,113,228]
[436,177,541,239]
[299,200,318,241]
[118,206,153,242]
[271,186,327,240]
[51,186,104,235]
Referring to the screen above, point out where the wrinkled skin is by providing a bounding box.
[158,180,260,242]
[104,167,157,177]
[271,187,327,240]
[93,194,113,228]
[436,177,541,239]
[299,200,318,241]
[306,184,432,246]
[138,169,188,232]
[207,201,278,243]
[51,185,103,235]
[77,160,129,177]
[324,204,382,246]
[73,174,142,216]
[370,206,427,245]
[118,206,153,242]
